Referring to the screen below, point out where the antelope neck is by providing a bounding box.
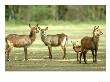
[92,34,99,44]
[29,31,36,42]
[41,33,47,42]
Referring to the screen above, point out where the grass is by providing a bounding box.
[5,22,106,71]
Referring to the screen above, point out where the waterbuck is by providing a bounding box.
[71,41,81,61]
[38,27,68,59]
[79,26,103,64]
[5,24,39,61]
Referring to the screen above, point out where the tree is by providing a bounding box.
[52,5,59,21]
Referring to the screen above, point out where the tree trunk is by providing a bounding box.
[52,5,59,21]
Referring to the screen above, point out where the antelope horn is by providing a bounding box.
[29,24,32,28]
[96,26,99,29]
[36,24,38,27]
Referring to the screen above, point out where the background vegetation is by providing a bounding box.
[5,5,106,25]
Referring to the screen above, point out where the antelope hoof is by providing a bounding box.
[85,62,87,64]
[94,61,97,64]
[84,60,87,64]
[63,57,66,59]
[25,59,28,61]
[63,56,66,59]
[49,57,52,59]
[77,59,79,62]
[79,61,81,64]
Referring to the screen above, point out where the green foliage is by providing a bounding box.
[31,6,52,21]
[5,5,106,24]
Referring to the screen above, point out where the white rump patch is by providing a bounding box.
[62,37,67,46]
[7,40,13,48]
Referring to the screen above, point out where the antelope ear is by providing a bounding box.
[71,41,73,44]
[94,26,96,30]
[71,41,76,45]
[101,32,103,35]
[45,27,48,30]
[38,27,41,30]
[29,24,32,28]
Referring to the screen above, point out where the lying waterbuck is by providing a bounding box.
[38,27,68,59]
[79,26,103,64]
[5,24,39,61]
[71,41,81,61]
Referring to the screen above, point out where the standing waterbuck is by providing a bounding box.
[5,24,39,61]
[38,27,68,59]
[79,26,103,64]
